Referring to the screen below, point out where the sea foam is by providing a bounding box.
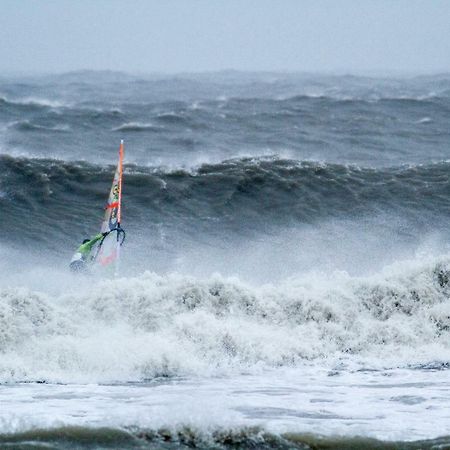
[1,255,449,384]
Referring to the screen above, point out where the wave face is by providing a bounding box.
[1,154,449,232]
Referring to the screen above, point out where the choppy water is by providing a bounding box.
[1,71,450,448]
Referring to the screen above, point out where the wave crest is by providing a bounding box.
[112,122,161,132]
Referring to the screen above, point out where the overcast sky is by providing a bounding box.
[1,0,449,75]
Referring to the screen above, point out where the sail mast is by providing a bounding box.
[115,139,124,276]
[117,139,124,226]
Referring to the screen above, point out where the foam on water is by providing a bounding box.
[1,366,450,443]
[1,254,449,384]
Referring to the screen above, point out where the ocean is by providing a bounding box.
[0,71,450,448]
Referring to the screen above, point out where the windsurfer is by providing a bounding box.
[69,141,125,274]
[69,232,109,272]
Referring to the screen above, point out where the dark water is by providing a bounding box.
[1,72,450,275]
[1,426,449,450]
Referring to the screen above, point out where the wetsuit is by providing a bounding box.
[69,233,105,272]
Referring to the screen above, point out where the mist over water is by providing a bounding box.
[1,72,450,447]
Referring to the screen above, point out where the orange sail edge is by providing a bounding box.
[99,140,124,234]
[118,139,124,225]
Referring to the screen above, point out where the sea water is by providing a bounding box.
[0,72,450,448]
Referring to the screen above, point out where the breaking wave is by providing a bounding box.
[1,255,450,383]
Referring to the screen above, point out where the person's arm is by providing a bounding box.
[88,233,105,248]
[79,233,104,253]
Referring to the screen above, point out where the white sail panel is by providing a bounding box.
[95,141,124,271]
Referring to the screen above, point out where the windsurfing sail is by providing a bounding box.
[94,140,126,274]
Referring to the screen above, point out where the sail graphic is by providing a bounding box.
[101,140,123,233]
[95,140,125,273]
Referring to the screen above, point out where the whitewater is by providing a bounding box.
[1,71,450,448]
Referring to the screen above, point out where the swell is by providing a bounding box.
[0,96,123,124]
[0,95,64,109]
[1,91,449,131]
[8,120,70,132]
[0,154,449,246]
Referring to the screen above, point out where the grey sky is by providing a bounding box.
[1,0,449,74]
